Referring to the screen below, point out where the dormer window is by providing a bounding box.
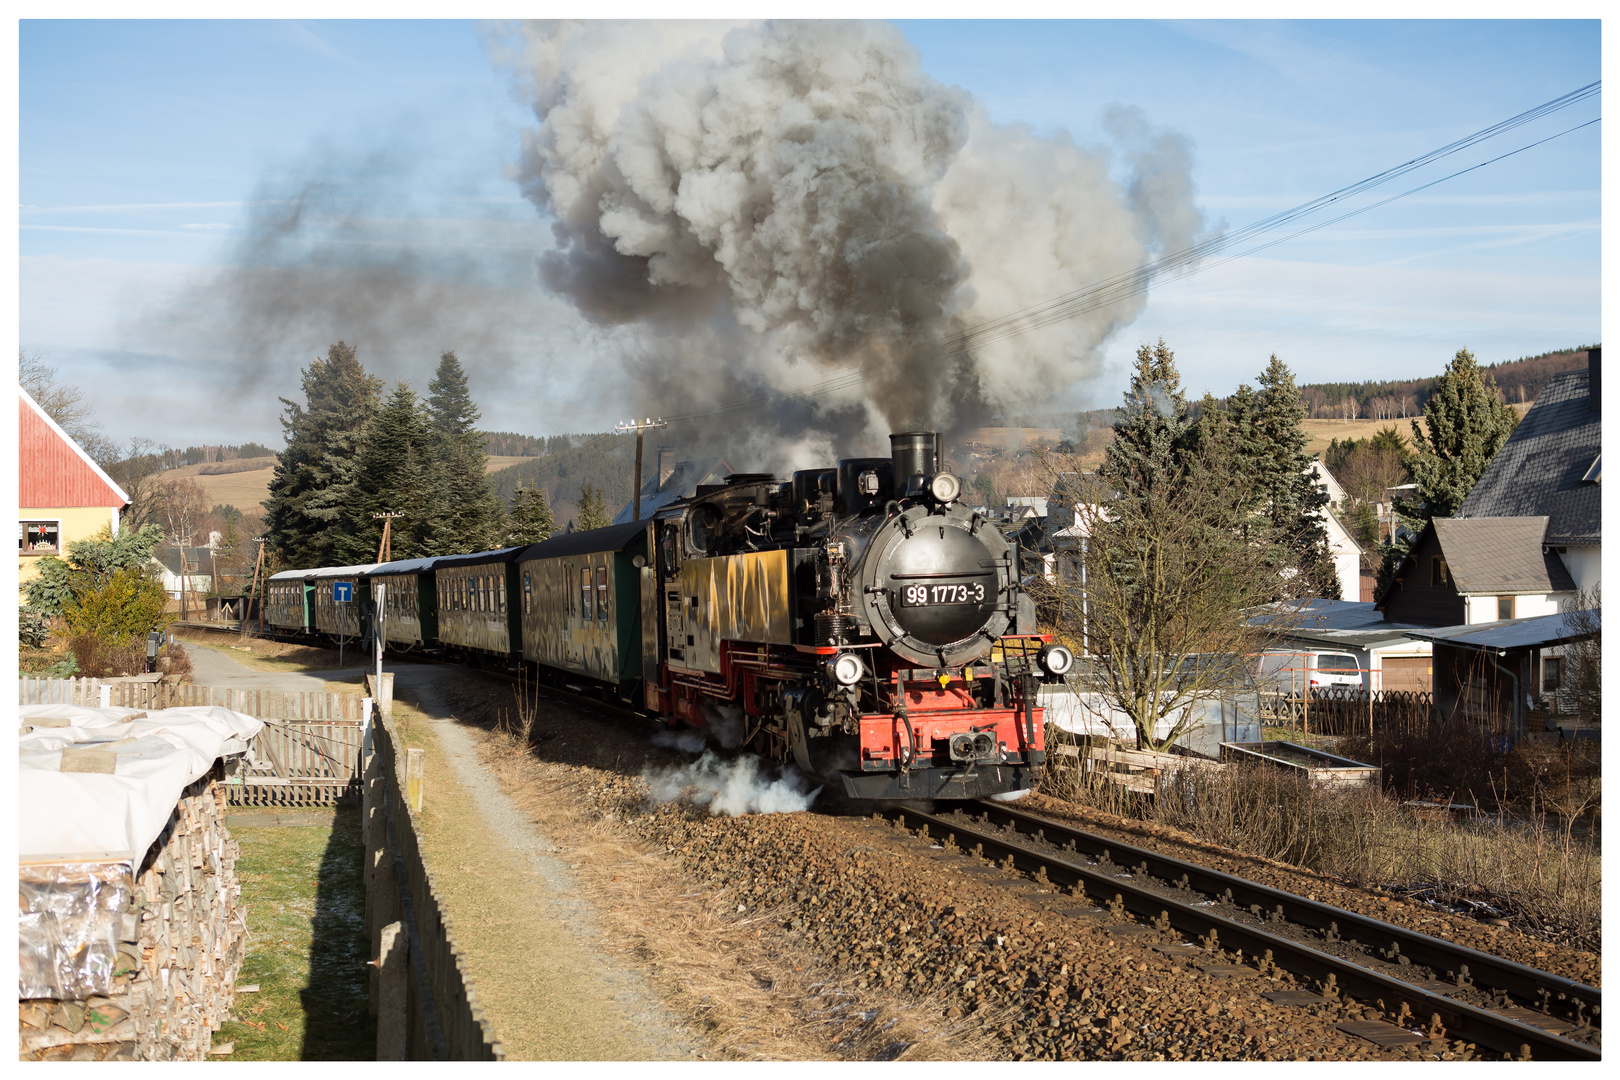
[1582,453,1600,484]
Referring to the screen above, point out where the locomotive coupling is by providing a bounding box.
[948,731,1000,763]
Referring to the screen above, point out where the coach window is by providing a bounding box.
[20,520,60,555]
[498,576,507,614]
[580,568,591,620]
[523,571,532,614]
[596,565,609,619]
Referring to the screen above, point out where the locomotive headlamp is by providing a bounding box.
[1038,643,1075,676]
[827,652,865,686]
[929,472,962,503]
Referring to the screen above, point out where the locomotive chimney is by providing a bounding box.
[890,431,937,494]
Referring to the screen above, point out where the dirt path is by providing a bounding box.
[186,643,705,1060]
[397,683,704,1060]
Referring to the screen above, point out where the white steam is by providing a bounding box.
[644,750,822,816]
[650,728,709,754]
[505,20,1206,463]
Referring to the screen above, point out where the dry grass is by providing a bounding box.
[1041,730,1601,948]
[171,629,352,672]
[480,725,1008,1061]
[425,672,1005,1060]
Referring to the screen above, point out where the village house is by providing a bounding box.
[18,386,129,597]
[1383,350,1601,730]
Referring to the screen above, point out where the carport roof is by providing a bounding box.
[1402,610,1600,654]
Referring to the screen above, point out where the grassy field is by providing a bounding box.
[168,455,537,514]
[1300,403,1531,457]
[210,807,373,1061]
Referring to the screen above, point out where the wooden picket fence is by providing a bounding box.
[18,677,365,806]
[369,711,505,1060]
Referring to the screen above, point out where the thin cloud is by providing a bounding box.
[278,20,361,67]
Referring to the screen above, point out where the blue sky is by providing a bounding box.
[17,18,1602,448]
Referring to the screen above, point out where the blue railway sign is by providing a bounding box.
[333,581,353,603]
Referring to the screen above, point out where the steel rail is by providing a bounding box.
[970,801,1600,1030]
[884,805,1599,1061]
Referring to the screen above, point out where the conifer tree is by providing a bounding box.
[1405,348,1519,519]
[576,484,611,531]
[1097,338,1193,510]
[1253,354,1338,598]
[333,382,434,565]
[422,350,502,556]
[264,341,382,567]
[506,481,556,546]
[1379,348,1519,589]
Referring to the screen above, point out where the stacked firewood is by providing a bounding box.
[18,777,247,1061]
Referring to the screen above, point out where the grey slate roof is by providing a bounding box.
[1403,609,1600,653]
[1431,516,1576,595]
[152,546,216,577]
[611,457,732,525]
[1459,369,1600,544]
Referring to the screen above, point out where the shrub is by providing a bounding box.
[67,634,148,678]
[157,640,194,681]
[19,607,50,648]
[63,566,170,644]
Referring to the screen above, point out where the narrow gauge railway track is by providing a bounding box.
[880,802,1600,1062]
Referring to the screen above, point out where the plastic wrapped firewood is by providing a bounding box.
[18,778,247,1061]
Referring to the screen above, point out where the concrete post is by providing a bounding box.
[367,673,396,720]
[368,842,399,1015]
[405,749,425,812]
[375,921,408,1060]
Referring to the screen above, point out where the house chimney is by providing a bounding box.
[1589,346,1600,413]
[656,445,676,489]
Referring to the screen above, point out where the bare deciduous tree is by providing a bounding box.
[1030,453,1307,751]
[1561,586,1600,727]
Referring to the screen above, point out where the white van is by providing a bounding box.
[1255,651,1365,692]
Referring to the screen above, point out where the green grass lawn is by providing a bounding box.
[210,806,374,1060]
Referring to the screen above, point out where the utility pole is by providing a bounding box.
[242,537,266,641]
[615,417,668,521]
[372,511,405,564]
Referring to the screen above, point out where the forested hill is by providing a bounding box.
[1292,345,1596,419]
[1010,344,1597,434]
[479,345,1597,517]
[487,432,635,530]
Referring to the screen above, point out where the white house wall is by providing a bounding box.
[1464,592,1569,624]
[1556,545,1601,596]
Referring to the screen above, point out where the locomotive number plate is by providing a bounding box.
[899,582,987,607]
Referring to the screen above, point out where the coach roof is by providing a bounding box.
[518,520,649,562]
[431,546,530,569]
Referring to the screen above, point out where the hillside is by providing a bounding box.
[160,454,542,516]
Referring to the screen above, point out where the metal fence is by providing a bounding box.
[1257,687,1436,737]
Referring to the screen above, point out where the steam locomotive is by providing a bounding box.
[264,431,1072,801]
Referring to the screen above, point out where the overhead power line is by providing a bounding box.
[651,80,1599,427]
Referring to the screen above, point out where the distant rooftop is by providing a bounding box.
[612,457,733,525]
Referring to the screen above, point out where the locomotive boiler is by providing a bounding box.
[644,431,1073,800]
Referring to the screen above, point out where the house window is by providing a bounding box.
[20,521,59,555]
[1543,656,1562,691]
[596,565,609,619]
[1497,595,1515,621]
[1431,557,1448,587]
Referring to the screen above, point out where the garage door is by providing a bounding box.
[1381,656,1431,692]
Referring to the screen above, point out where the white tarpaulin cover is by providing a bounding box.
[18,704,263,864]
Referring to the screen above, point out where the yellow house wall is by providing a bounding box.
[18,506,121,595]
